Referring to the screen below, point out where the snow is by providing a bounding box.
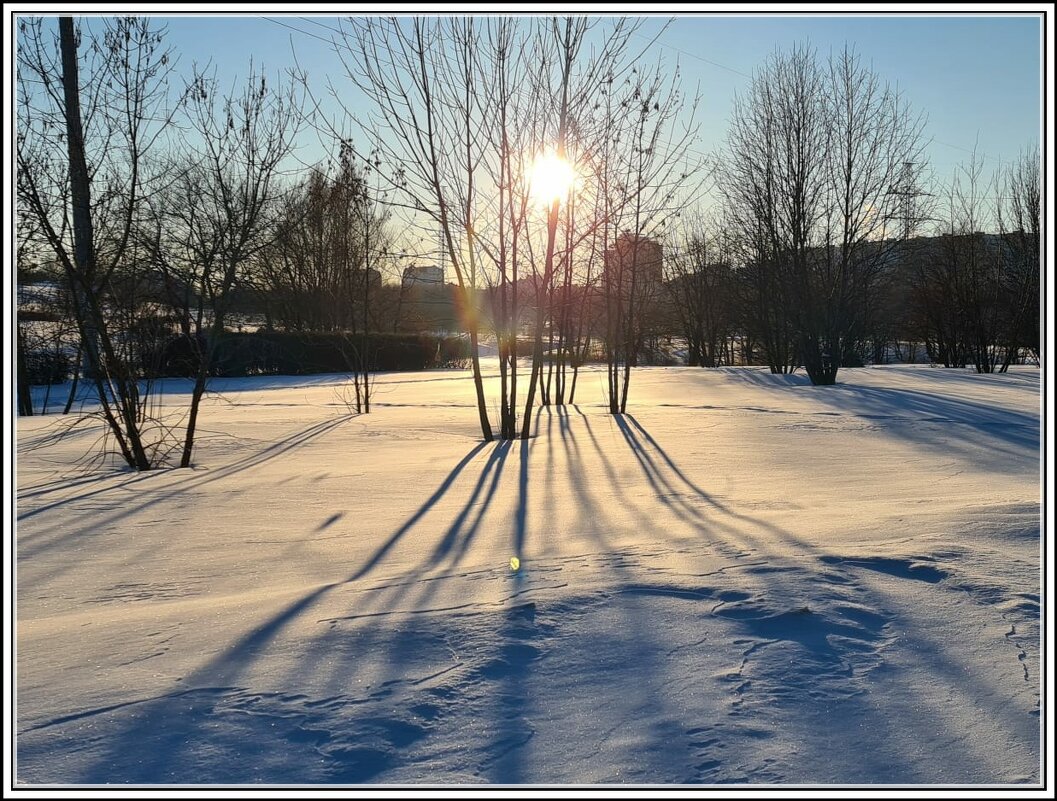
[14,364,1041,786]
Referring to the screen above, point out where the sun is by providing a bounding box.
[528,150,576,206]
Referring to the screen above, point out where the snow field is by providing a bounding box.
[15,364,1040,784]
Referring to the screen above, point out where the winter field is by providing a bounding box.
[14,363,1042,786]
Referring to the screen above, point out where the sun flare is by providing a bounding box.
[528,150,576,205]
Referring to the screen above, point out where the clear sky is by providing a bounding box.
[146,12,1042,183]
[19,9,1041,232]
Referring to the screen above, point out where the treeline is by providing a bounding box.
[148,331,471,378]
[15,18,403,465]
[702,46,1038,381]
[18,16,708,461]
[16,16,1040,470]
[658,219,1040,375]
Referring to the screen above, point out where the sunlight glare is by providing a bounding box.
[528,150,576,206]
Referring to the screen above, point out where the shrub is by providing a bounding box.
[145,331,474,377]
[435,335,472,368]
[145,333,207,377]
[23,349,68,384]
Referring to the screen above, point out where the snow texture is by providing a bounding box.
[15,364,1040,785]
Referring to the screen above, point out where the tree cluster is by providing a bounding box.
[16,18,1041,471]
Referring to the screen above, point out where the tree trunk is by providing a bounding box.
[469,318,494,442]
[521,199,561,439]
[60,16,150,470]
[63,342,82,415]
[16,327,33,416]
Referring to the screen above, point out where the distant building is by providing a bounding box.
[401,264,444,288]
[399,264,456,332]
[603,234,663,298]
[355,267,383,289]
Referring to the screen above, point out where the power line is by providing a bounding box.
[261,16,340,51]
[632,31,753,79]
[635,32,1012,165]
[298,17,347,37]
[930,137,1007,165]
[298,17,343,33]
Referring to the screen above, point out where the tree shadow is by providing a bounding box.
[716,367,1038,468]
[598,411,1037,781]
[22,405,658,783]
[18,403,1039,784]
[18,414,355,527]
[316,512,346,532]
[714,366,812,387]
[19,438,501,782]
[16,414,369,593]
[810,384,1038,454]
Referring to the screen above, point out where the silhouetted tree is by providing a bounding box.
[160,65,304,466]
[719,45,926,384]
[17,16,182,467]
[665,225,736,367]
[996,147,1040,368]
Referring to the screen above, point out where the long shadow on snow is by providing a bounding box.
[30,439,512,783]
[17,415,356,565]
[601,410,1037,782]
[718,369,1038,466]
[24,406,1037,784]
[713,367,812,388]
[545,406,711,781]
[812,384,1038,454]
[872,365,1040,389]
[550,408,816,779]
[572,407,904,780]
[27,411,542,783]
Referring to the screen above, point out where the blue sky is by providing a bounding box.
[25,10,1039,222]
[149,12,1041,185]
[645,14,1042,172]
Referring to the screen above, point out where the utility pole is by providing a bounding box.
[886,160,929,241]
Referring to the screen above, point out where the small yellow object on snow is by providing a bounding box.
[510,556,521,572]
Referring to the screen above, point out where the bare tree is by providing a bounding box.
[665,223,736,367]
[594,53,702,414]
[996,147,1040,368]
[718,48,820,375]
[155,65,304,467]
[335,17,496,440]
[719,45,926,385]
[334,16,670,437]
[344,149,392,413]
[485,19,530,438]
[17,16,182,468]
[933,153,1005,373]
[517,16,578,435]
[809,47,927,382]
[457,16,636,425]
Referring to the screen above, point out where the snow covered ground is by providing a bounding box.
[14,364,1041,786]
